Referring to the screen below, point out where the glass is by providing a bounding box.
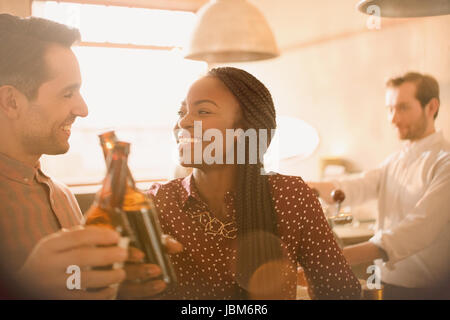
[83,142,131,297]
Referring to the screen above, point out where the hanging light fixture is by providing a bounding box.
[184,0,279,63]
[357,0,450,17]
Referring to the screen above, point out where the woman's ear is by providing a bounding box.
[234,113,251,130]
[233,120,247,140]
[0,86,23,120]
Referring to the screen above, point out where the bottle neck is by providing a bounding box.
[96,147,129,210]
[100,137,137,190]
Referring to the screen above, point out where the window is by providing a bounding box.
[32,1,207,185]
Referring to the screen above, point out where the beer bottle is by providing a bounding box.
[84,142,132,269]
[95,131,177,288]
[99,131,135,189]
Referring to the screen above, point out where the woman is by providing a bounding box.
[147,67,361,299]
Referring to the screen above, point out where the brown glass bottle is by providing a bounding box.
[96,131,177,288]
[84,142,132,268]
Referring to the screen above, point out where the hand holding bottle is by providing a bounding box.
[89,133,179,293]
[118,235,183,299]
[16,226,128,299]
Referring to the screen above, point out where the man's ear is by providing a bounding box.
[426,97,439,120]
[0,85,24,120]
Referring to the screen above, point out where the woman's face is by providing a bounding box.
[174,76,243,168]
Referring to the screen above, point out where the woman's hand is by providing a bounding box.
[118,235,183,299]
[297,267,315,299]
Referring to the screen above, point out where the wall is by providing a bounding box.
[228,14,450,181]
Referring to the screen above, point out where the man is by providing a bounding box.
[0,14,181,299]
[309,72,450,299]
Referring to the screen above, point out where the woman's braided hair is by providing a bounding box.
[208,67,283,298]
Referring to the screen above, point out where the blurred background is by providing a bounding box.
[1,0,449,224]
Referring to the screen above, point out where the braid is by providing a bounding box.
[208,67,282,298]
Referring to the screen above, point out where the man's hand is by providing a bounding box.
[118,235,183,299]
[306,182,337,204]
[16,226,128,299]
[343,241,387,266]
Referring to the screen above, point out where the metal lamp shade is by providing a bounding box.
[184,0,279,63]
[357,0,450,17]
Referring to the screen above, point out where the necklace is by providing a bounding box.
[190,210,237,239]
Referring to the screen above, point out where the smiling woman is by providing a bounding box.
[144,67,362,299]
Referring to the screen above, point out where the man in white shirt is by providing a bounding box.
[309,72,449,299]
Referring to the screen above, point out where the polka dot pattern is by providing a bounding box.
[146,173,361,299]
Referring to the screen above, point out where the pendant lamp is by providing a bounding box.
[357,0,450,17]
[184,0,279,63]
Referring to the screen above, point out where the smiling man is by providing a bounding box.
[0,14,181,299]
[0,13,127,299]
[308,72,450,299]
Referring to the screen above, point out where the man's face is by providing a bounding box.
[18,44,88,156]
[385,82,429,141]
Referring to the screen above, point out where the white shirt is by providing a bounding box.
[333,131,450,288]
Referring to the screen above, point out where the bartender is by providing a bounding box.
[309,72,450,299]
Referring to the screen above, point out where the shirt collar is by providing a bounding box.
[403,130,444,155]
[180,173,202,207]
[179,172,236,208]
[0,152,41,185]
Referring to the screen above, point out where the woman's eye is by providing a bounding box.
[64,92,74,99]
[177,110,185,116]
[198,110,211,114]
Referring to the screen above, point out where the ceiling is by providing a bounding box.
[58,0,418,51]
[52,0,208,12]
[254,0,416,52]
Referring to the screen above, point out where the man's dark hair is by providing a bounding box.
[0,14,81,99]
[386,72,440,119]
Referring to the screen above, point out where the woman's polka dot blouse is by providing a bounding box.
[146,173,361,299]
